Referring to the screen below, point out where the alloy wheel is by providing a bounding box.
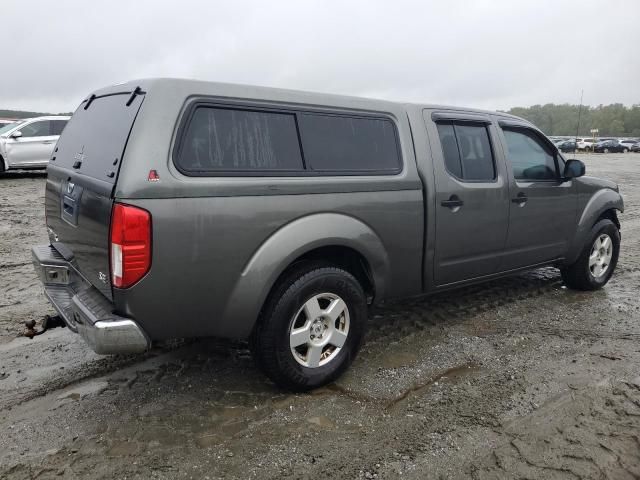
[589,233,613,278]
[289,293,350,368]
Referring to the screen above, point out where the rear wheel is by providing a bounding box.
[604,148,610,153]
[251,263,367,391]
[623,148,629,153]
[561,219,620,290]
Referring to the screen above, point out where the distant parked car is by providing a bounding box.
[576,138,596,151]
[557,140,577,153]
[0,116,69,172]
[619,139,638,151]
[593,140,627,153]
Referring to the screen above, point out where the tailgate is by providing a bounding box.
[45,89,144,301]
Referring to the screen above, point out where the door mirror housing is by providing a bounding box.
[9,130,22,139]
[563,159,585,180]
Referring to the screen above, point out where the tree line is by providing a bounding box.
[504,103,640,138]
[0,109,71,119]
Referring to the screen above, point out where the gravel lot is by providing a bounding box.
[1,153,639,479]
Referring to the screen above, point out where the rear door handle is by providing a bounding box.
[511,192,528,205]
[441,195,464,208]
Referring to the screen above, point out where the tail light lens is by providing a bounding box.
[110,203,151,288]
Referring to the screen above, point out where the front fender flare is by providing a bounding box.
[220,213,390,338]
[565,189,624,265]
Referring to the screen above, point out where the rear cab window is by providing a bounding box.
[174,103,402,176]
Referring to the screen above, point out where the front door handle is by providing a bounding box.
[511,192,528,205]
[441,195,464,209]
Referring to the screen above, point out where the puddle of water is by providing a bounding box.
[307,416,334,429]
[381,352,419,369]
[57,380,109,401]
[106,440,144,457]
[195,404,274,447]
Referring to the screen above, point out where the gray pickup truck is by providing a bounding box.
[33,79,623,391]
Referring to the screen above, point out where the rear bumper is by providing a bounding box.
[32,244,150,354]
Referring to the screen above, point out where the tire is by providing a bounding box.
[604,148,610,153]
[623,148,629,153]
[251,262,367,391]
[561,219,620,291]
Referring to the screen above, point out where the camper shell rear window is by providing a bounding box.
[51,92,144,184]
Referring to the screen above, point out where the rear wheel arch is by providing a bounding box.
[220,213,390,338]
[267,245,376,306]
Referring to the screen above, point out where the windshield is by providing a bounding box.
[0,121,22,136]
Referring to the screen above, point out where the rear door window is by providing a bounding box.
[436,122,495,181]
[176,107,303,173]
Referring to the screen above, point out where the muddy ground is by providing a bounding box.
[1,153,639,480]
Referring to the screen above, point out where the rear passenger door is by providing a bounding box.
[498,122,575,270]
[426,112,510,285]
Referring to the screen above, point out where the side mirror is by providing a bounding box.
[9,131,22,139]
[563,159,585,180]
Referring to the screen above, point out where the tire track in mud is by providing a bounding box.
[467,380,640,480]
[366,267,564,346]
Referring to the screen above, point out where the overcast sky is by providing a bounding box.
[1,0,638,113]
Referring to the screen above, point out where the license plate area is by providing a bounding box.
[61,180,83,226]
[42,264,70,285]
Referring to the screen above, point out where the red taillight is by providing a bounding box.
[110,203,151,288]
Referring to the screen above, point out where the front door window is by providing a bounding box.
[502,128,558,181]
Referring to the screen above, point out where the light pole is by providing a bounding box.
[590,128,599,153]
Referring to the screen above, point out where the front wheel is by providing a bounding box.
[251,263,367,391]
[561,219,620,290]
[623,148,629,153]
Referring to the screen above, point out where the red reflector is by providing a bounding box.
[110,203,151,288]
[148,169,160,182]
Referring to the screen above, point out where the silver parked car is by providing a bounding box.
[0,116,69,172]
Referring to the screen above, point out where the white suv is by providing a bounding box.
[0,116,70,172]
[576,137,596,151]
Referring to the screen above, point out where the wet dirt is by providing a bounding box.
[1,154,639,479]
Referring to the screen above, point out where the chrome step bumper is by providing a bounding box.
[32,244,150,354]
